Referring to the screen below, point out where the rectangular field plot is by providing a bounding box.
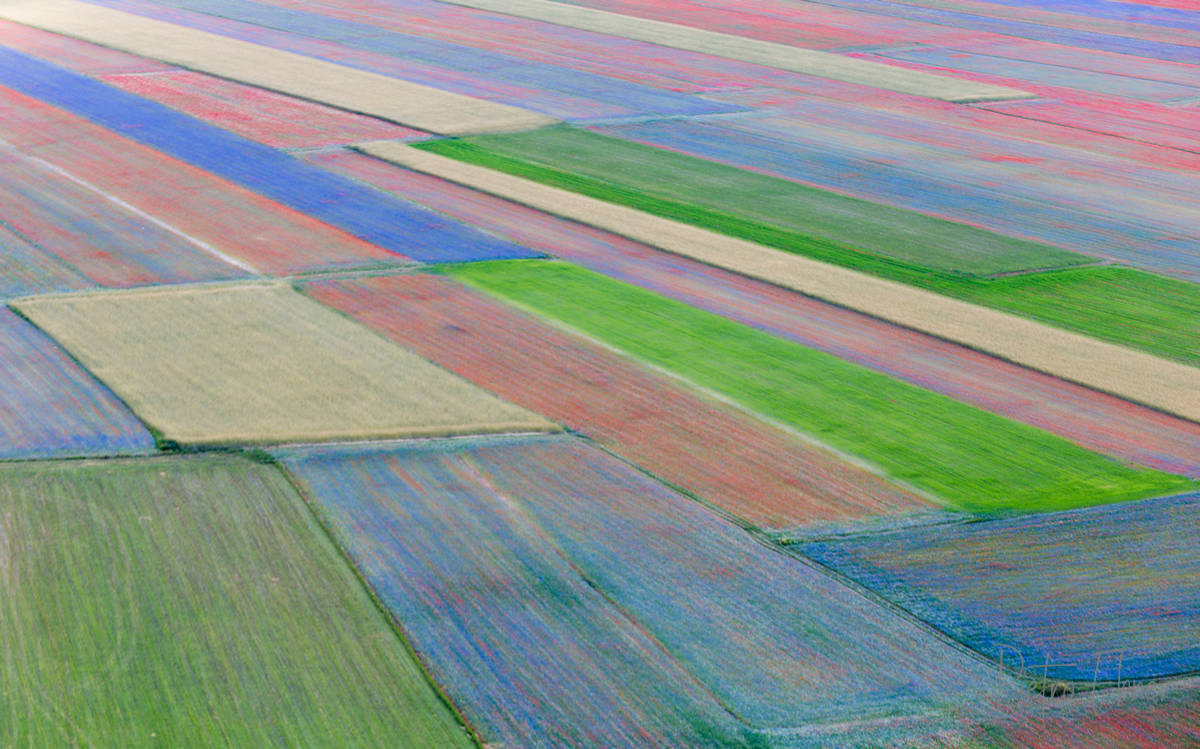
[279,435,1018,743]
[449,261,1195,514]
[801,491,1200,683]
[279,435,747,747]
[13,283,554,446]
[0,455,472,748]
[0,307,152,460]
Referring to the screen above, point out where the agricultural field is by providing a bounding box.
[0,455,473,747]
[447,259,1196,514]
[13,282,554,445]
[801,491,1200,683]
[279,434,1022,746]
[1,0,1199,746]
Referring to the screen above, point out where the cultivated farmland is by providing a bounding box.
[305,273,930,530]
[448,260,1196,513]
[0,455,473,747]
[802,491,1200,683]
[14,282,556,445]
[416,127,1200,366]
[280,434,1022,745]
[0,307,152,460]
[2,0,1199,745]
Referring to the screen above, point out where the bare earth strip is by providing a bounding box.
[12,283,556,446]
[361,142,1200,425]
[430,0,1032,102]
[0,0,558,135]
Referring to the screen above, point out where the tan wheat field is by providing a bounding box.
[14,282,557,445]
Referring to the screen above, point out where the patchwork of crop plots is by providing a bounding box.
[280,434,1021,744]
[416,127,1200,367]
[448,260,1196,513]
[305,273,930,530]
[2,0,1199,745]
[312,148,1200,478]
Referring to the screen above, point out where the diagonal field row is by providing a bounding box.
[0,84,405,278]
[0,0,558,134]
[0,47,539,263]
[304,272,928,529]
[311,148,1200,478]
[411,127,1200,366]
[446,260,1196,513]
[366,140,1200,423]
[0,19,426,148]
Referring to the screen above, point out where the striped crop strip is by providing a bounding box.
[357,141,1200,424]
[0,48,541,263]
[429,0,1033,102]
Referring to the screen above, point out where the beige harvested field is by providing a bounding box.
[435,0,1031,102]
[13,282,557,445]
[0,0,558,135]
[361,142,1200,424]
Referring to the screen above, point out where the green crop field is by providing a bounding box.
[0,455,474,748]
[449,260,1195,514]
[415,126,1087,276]
[933,266,1200,367]
[417,130,1200,367]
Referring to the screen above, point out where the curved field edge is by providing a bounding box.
[411,133,1200,368]
[0,454,474,748]
[444,260,1197,514]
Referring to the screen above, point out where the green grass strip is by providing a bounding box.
[447,260,1196,514]
[931,267,1200,368]
[415,126,1086,276]
[413,131,1200,367]
[0,455,475,748]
